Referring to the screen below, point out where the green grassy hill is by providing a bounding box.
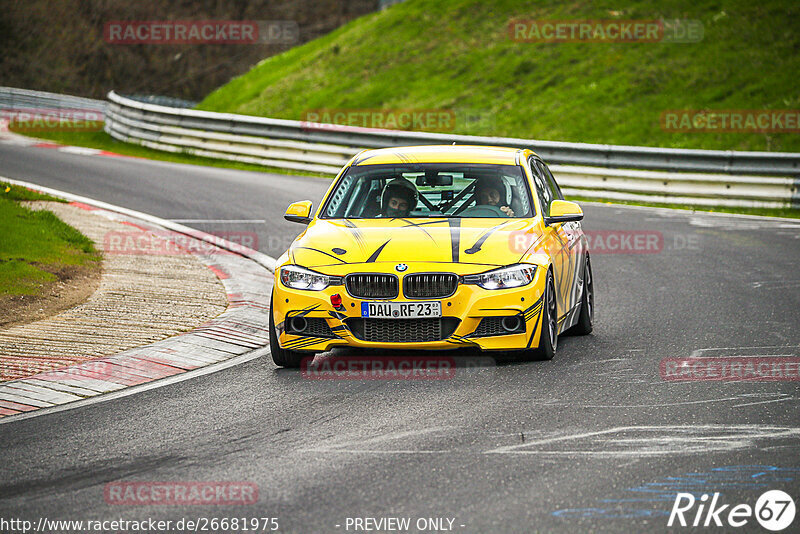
[198,0,799,152]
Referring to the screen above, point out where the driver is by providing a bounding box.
[381,177,419,218]
[475,177,514,217]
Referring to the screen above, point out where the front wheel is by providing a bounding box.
[569,255,594,336]
[269,294,305,368]
[530,270,557,361]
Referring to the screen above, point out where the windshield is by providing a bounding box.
[320,163,534,219]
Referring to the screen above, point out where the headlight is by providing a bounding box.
[280,265,340,291]
[463,264,536,290]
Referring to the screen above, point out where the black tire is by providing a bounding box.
[269,294,305,368]
[530,270,557,361]
[570,255,594,336]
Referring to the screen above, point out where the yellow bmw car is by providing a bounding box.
[269,145,593,367]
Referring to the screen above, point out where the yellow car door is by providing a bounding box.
[528,158,571,321]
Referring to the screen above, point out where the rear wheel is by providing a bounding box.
[269,294,305,368]
[530,271,557,361]
[570,255,594,335]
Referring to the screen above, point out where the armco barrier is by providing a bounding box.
[3,87,798,208]
[104,91,799,208]
[0,87,107,114]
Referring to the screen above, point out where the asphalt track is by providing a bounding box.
[1,142,799,533]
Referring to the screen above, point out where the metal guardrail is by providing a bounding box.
[125,95,198,109]
[105,91,799,208]
[106,91,800,176]
[0,87,107,114]
[2,87,796,208]
[553,166,796,209]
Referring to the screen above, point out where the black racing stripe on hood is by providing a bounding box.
[448,218,461,263]
[517,233,547,262]
[464,219,516,255]
[398,218,436,241]
[295,246,348,263]
[399,219,451,227]
[343,218,367,250]
[366,239,391,263]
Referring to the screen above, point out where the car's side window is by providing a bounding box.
[539,162,564,201]
[326,174,354,217]
[528,158,553,217]
[509,172,531,218]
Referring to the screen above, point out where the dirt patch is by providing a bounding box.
[0,262,102,330]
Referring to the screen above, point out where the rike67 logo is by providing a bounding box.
[668,490,795,531]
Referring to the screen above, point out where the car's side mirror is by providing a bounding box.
[545,200,583,225]
[284,200,313,224]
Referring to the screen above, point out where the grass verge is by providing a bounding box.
[0,182,101,298]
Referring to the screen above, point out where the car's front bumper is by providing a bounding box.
[271,263,547,353]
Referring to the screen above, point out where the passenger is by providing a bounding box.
[381,178,419,218]
[475,176,514,217]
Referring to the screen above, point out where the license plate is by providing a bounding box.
[361,301,442,319]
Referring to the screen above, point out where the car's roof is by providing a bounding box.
[352,145,535,166]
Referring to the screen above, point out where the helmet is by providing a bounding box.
[381,177,418,214]
[475,176,511,205]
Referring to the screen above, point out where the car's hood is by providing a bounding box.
[289,218,542,268]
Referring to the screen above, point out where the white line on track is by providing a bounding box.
[689,344,800,358]
[578,396,744,409]
[733,397,794,408]
[0,348,268,425]
[57,146,102,155]
[484,425,800,456]
[580,199,800,224]
[170,219,266,223]
[0,177,278,425]
[1,176,278,271]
